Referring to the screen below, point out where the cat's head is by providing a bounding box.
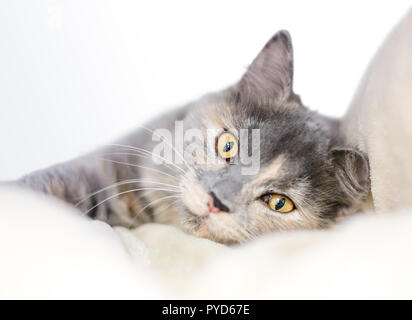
[178,31,370,243]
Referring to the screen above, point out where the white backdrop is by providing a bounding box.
[0,0,410,180]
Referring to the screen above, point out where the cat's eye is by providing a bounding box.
[262,194,295,213]
[217,132,238,160]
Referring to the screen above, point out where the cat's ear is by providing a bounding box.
[235,30,295,105]
[329,147,370,210]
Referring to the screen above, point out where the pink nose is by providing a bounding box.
[207,199,221,214]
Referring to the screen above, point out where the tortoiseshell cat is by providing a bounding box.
[12,31,370,244]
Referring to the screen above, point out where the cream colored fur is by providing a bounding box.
[1,8,412,299]
[342,8,412,212]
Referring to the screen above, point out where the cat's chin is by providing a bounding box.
[181,206,215,239]
[181,206,241,244]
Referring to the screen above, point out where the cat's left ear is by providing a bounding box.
[235,30,295,105]
[329,147,370,208]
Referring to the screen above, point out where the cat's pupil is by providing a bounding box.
[223,141,234,153]
[275,198,286,210]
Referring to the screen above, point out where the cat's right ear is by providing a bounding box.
[234,30,295,106]
[329,147,370,210]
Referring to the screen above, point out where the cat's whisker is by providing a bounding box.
[101,151,178,174]
[109,142,200,181]
[137,195,183,216]
[127,194,183,228]
[146,198,181,220]
[83,187,181,216]
[108,143,186,174]
[110,147,180,174]
[105,145,193,185]
[138,189,157,199]
[139,126,198,177]
[99,157,179,181]
[75,179,180,207]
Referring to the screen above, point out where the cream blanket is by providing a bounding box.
[1,9,412,299]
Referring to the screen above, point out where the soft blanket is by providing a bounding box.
[1,8,412,300]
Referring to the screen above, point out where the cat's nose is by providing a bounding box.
[208,192,230,213]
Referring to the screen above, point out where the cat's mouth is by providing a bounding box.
[181,205,213,237]
[182,205,210,226]
[180,178,229,240]
[181,205,244,244]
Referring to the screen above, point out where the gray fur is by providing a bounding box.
[10,31,370,243]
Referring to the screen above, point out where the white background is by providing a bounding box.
[0,0,410,180]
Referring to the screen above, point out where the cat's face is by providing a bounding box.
[178,31,370,244]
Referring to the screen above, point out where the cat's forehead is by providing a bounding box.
[195,97,332,169]
[197,93,304,124]
[199,97,324,137]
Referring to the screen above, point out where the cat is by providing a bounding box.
[11,31,370,244]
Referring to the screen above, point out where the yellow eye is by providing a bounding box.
[267,194,294,213]
[217,132,238,160]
